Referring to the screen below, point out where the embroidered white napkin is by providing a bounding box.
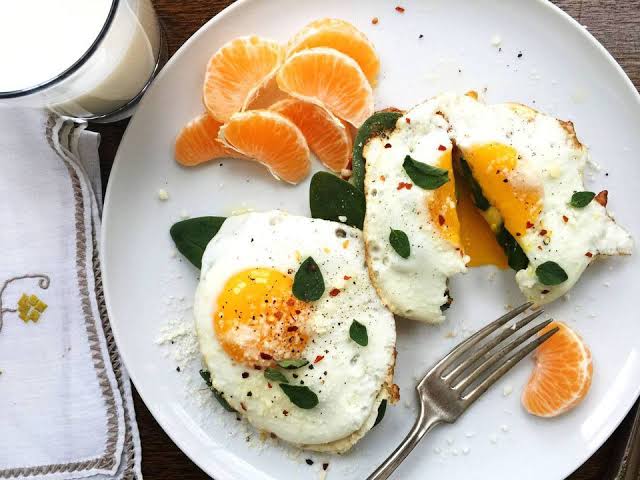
[0,109,142,479]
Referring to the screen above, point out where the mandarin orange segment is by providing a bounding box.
[203,36,285,123]
[276,47,374,127]
[287,18,380,85]
[522,321,593,417]
[174,113,244,166]
[270,98,352,172]
[218,110,311,184]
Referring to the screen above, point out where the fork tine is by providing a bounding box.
[452,318,553,392]
[461,326,559,404]
[426,302,533,378]
[443,309,544,383]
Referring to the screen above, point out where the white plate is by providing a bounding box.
[101,0,640,478]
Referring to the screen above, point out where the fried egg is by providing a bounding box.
[363,100,468,324]
[194,211,397,453]
[439,93,633,303]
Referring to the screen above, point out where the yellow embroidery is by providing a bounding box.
[17,293,47,323]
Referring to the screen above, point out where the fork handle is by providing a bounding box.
[366,401,441,480]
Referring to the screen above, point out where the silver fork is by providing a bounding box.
[367,302,559,480]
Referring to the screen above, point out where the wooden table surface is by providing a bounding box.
[92,1,640,478]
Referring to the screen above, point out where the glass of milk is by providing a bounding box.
[0,0,166,122]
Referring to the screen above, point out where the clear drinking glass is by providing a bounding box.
[0,0,167,122]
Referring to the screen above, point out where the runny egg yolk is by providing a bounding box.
[462,143,542,238]
[427,148,461,247]
[456,176,508,268]
[213,268,310,367]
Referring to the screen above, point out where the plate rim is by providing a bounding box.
[100,1,640,479]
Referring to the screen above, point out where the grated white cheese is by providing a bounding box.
[157,189,169,201]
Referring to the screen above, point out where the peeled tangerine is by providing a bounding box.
[270,98,352,172]
[174,113,245,166]
[218,110,311,184]
[522,321,593,417]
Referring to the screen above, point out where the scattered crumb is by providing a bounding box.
[338,216,347,223]
[445,330,457,338]
[490,34,502,47]
[180,209,190,219]
[603,282,610,288]
[489,434,498,444]
[157,189,169,201]
[502,385,513,397]
[462,447,470,455]
[371,17,379,25]
[451,448,459,456]
[588,313,597,319]
[433,447,442,454]
[503,304,513,311]
[487,271,496,282]
[446,437,454,445]
[500,424,510,433]
[465,431,475,438]
[170,249,177,259]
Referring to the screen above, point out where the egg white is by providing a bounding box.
[363,101,468,323]
[193,211,396,452]
[438,93,633,303]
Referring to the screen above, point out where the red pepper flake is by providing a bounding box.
[287,325,299,332]
[585,252,593,258]
[267,382,272,389]
[405,183,413,190]
[562,215,569,223]
[260,352,273,360]
[295,309,301,314]
[240,402,247,411]
[405,117,411,124]
[541,289,550,294]
[395,6,405,13]
[526,221,534,229]
[437,145,447,151]
[344,275,352,280]
[274,311,283,320]
[384,143,392,148]
[282,410,289,416]
[438,214,445,226]
[595,190,608,207]
[286,298,295,306]
[379,175,386,181]
[539,229,548,236]
[371,16,379,25]
[329,288,341,297]
[516,232,521,237]
[314,355,325,364]
[253,365,262,370]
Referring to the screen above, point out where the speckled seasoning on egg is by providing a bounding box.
[193,211,397,453]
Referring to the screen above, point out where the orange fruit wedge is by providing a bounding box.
[203,36,284,123]
[270,98,352,172]
[174,113,244,166]
[218,110,311,184]
[522,321,593,417]
[276,47,374,127]
[287,18,380,86]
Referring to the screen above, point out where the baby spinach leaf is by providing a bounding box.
[352,110,403,191]
[569,191,596,208]
[292,257,325,301]
[264,368,289,384]
[496,225,529,272]
[276,358,309,369]
[535,261,568,286]
[170,216,226,269]
[373,399,387,427]
[403,155,449,190]
[459,157,490,211]
[199,369,235,412]
[310,172,365,229]
[349,320,368,346]
[280,384,319,409]
[389,228,410,258]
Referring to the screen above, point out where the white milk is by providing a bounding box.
[0,0,160,117]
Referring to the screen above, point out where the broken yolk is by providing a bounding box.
[462,143,542,238]
[213,268,309,367]
[456,177,508,268]
[428,148,461,247]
